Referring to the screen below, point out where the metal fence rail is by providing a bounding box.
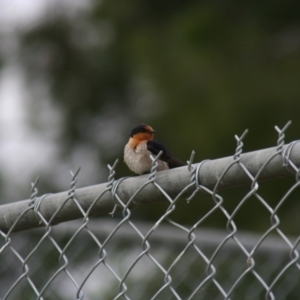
[1,121,300,299]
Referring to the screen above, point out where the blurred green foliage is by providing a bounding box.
[4,1,300,232]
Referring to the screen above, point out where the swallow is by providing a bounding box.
[124,124,184,175]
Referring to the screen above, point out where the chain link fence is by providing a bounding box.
[1,121,300,300]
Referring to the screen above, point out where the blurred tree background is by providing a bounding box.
[1,1,300,232]
[1,1,300,299]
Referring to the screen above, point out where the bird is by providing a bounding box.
[124,124,184,175]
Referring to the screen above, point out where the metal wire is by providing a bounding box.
[1,121,300,299]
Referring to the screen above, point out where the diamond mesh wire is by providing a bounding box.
[0,121,300,300]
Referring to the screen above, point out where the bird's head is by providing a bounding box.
[129,124,155,142]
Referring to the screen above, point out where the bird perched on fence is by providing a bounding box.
[124,124,184,175]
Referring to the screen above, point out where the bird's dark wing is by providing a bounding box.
[147,140,184,169]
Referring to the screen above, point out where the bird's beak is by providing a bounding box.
[150,130,155,133]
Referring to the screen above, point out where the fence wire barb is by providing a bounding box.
[1,124,300,299]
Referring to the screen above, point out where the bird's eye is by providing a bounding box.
[141,128,146,132]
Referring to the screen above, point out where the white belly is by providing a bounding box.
[124,142,169,175]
